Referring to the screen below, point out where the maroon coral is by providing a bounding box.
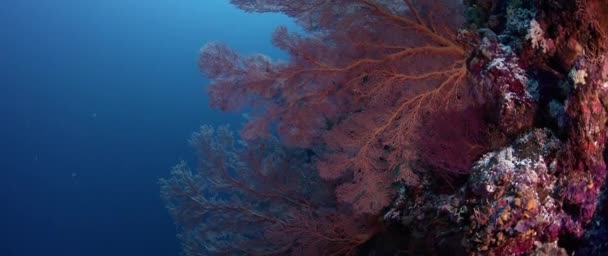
[165,0,608,255]
[468,35,537,136]
[200,0,479,215]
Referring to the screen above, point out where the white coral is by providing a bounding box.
[527,19,547,53]
[569,68,587,86]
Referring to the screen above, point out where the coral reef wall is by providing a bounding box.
[161,0,608,255]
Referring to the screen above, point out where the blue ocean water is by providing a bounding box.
[0,1,293,255]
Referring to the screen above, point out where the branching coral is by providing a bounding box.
[162,0,608,255]
[200,0,479,215]
[160,126,372,255]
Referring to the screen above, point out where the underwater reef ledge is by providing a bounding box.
[161,0,608,255]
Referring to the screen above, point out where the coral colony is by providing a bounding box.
[160,1,608,255]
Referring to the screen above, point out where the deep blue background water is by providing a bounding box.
[0,1,293,255]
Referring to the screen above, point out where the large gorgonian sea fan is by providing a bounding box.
[160,126,373,256]
[200,0,474,215]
